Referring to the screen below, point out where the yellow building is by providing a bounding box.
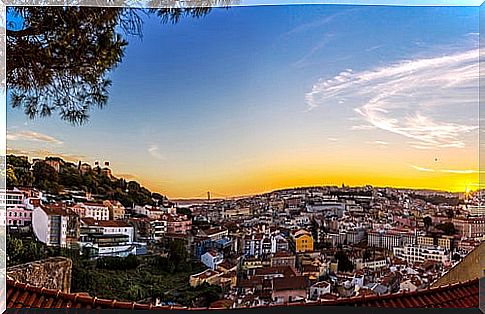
[293,229,314,253]
[189,269,222,287]
[242,258,263,271]
[417,235,453,250]
[417,236,434,247]
[438,236,453,250]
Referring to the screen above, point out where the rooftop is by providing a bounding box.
[6,278,466,309]
[81,218,131,228]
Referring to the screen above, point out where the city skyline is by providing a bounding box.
[7,4,480,198]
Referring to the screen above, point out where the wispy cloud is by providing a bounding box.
[410,165,479,174]
[367,140,389,145]
[282,10,355,38]
[293,34,335,68]
[148,144,166,161]
[365,44,384,52]
[440,169,479,174]
[306,48,479,149]
[411,165,435,172]
[327,137,339,142]
[7,130,63,145]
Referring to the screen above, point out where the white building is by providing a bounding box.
[464,205,485,217]
[80,218,134,242]
[354,258,388,270]
[73,202,109,220]
[368,230,415,250]
[150,219,168,240]
[133,205,169,219]
[309,281,331,300]
[201,250,224,270]
[79,218,138,258]
[243,234,288,257]
[32,206,69,247]
[393,244,450,264]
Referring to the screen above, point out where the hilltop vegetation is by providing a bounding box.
[7,154,165,207]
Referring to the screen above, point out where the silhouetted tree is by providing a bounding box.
[7,4,231,124]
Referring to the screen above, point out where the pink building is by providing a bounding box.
[7,205,32,226]
[4,189,33,227]
[452,217,485,238]
[161,213,192,234]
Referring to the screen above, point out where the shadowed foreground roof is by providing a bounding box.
[7,278,479,309]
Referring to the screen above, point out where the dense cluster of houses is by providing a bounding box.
[3,183,485,307]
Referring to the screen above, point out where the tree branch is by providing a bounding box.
[7,27,43,38]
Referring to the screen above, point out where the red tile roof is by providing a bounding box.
[273,276,308,291]
[41,205,72,217]
[7,278,479,309]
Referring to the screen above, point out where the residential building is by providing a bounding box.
[291,229,314,253]
[271,276,308,304]
[161,213,192,234]
[72,202,109,221]
[199,227,229,241]
[271,251,296,268]
[309,281,331,300]
[201,250,224,270]
[7,205,32,227]
[452,217,485,239]
[150,219,168,240]
[103,200,126,220]
[80,218,134,242]
[393,244,450,264]
[222,207,251,220]
[354,257,388,270]
[79,218,138,258]
[189,269,222,287]
[32,206,72,247]
[367,229,416,250]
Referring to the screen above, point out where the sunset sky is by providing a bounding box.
[7,3,480,198]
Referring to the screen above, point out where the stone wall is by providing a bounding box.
[431,241,485,287]
[7,257,72,293]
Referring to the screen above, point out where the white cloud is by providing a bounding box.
[411,165,435,172]
[440,169,478,174]
[306,48,479,149]
[294,34,335,68]
[370,140,389,145]
[148,144,166,161]
[366,45,384,52]
[282,10,355,38]
[7,130,63,145]
[410,164,479,174]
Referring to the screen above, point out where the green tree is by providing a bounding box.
[7,155,33,186]
[423,216,432,230]
[435,222,457,236]
[335,250,354,272]
[7,5,224,124]
[59,166,83,188]
[6,165,18,187]
[6,235,24,266]
[32,161,60,193]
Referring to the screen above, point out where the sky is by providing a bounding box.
[7,4,480,198]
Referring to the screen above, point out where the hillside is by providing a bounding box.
[6,154,165,207]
